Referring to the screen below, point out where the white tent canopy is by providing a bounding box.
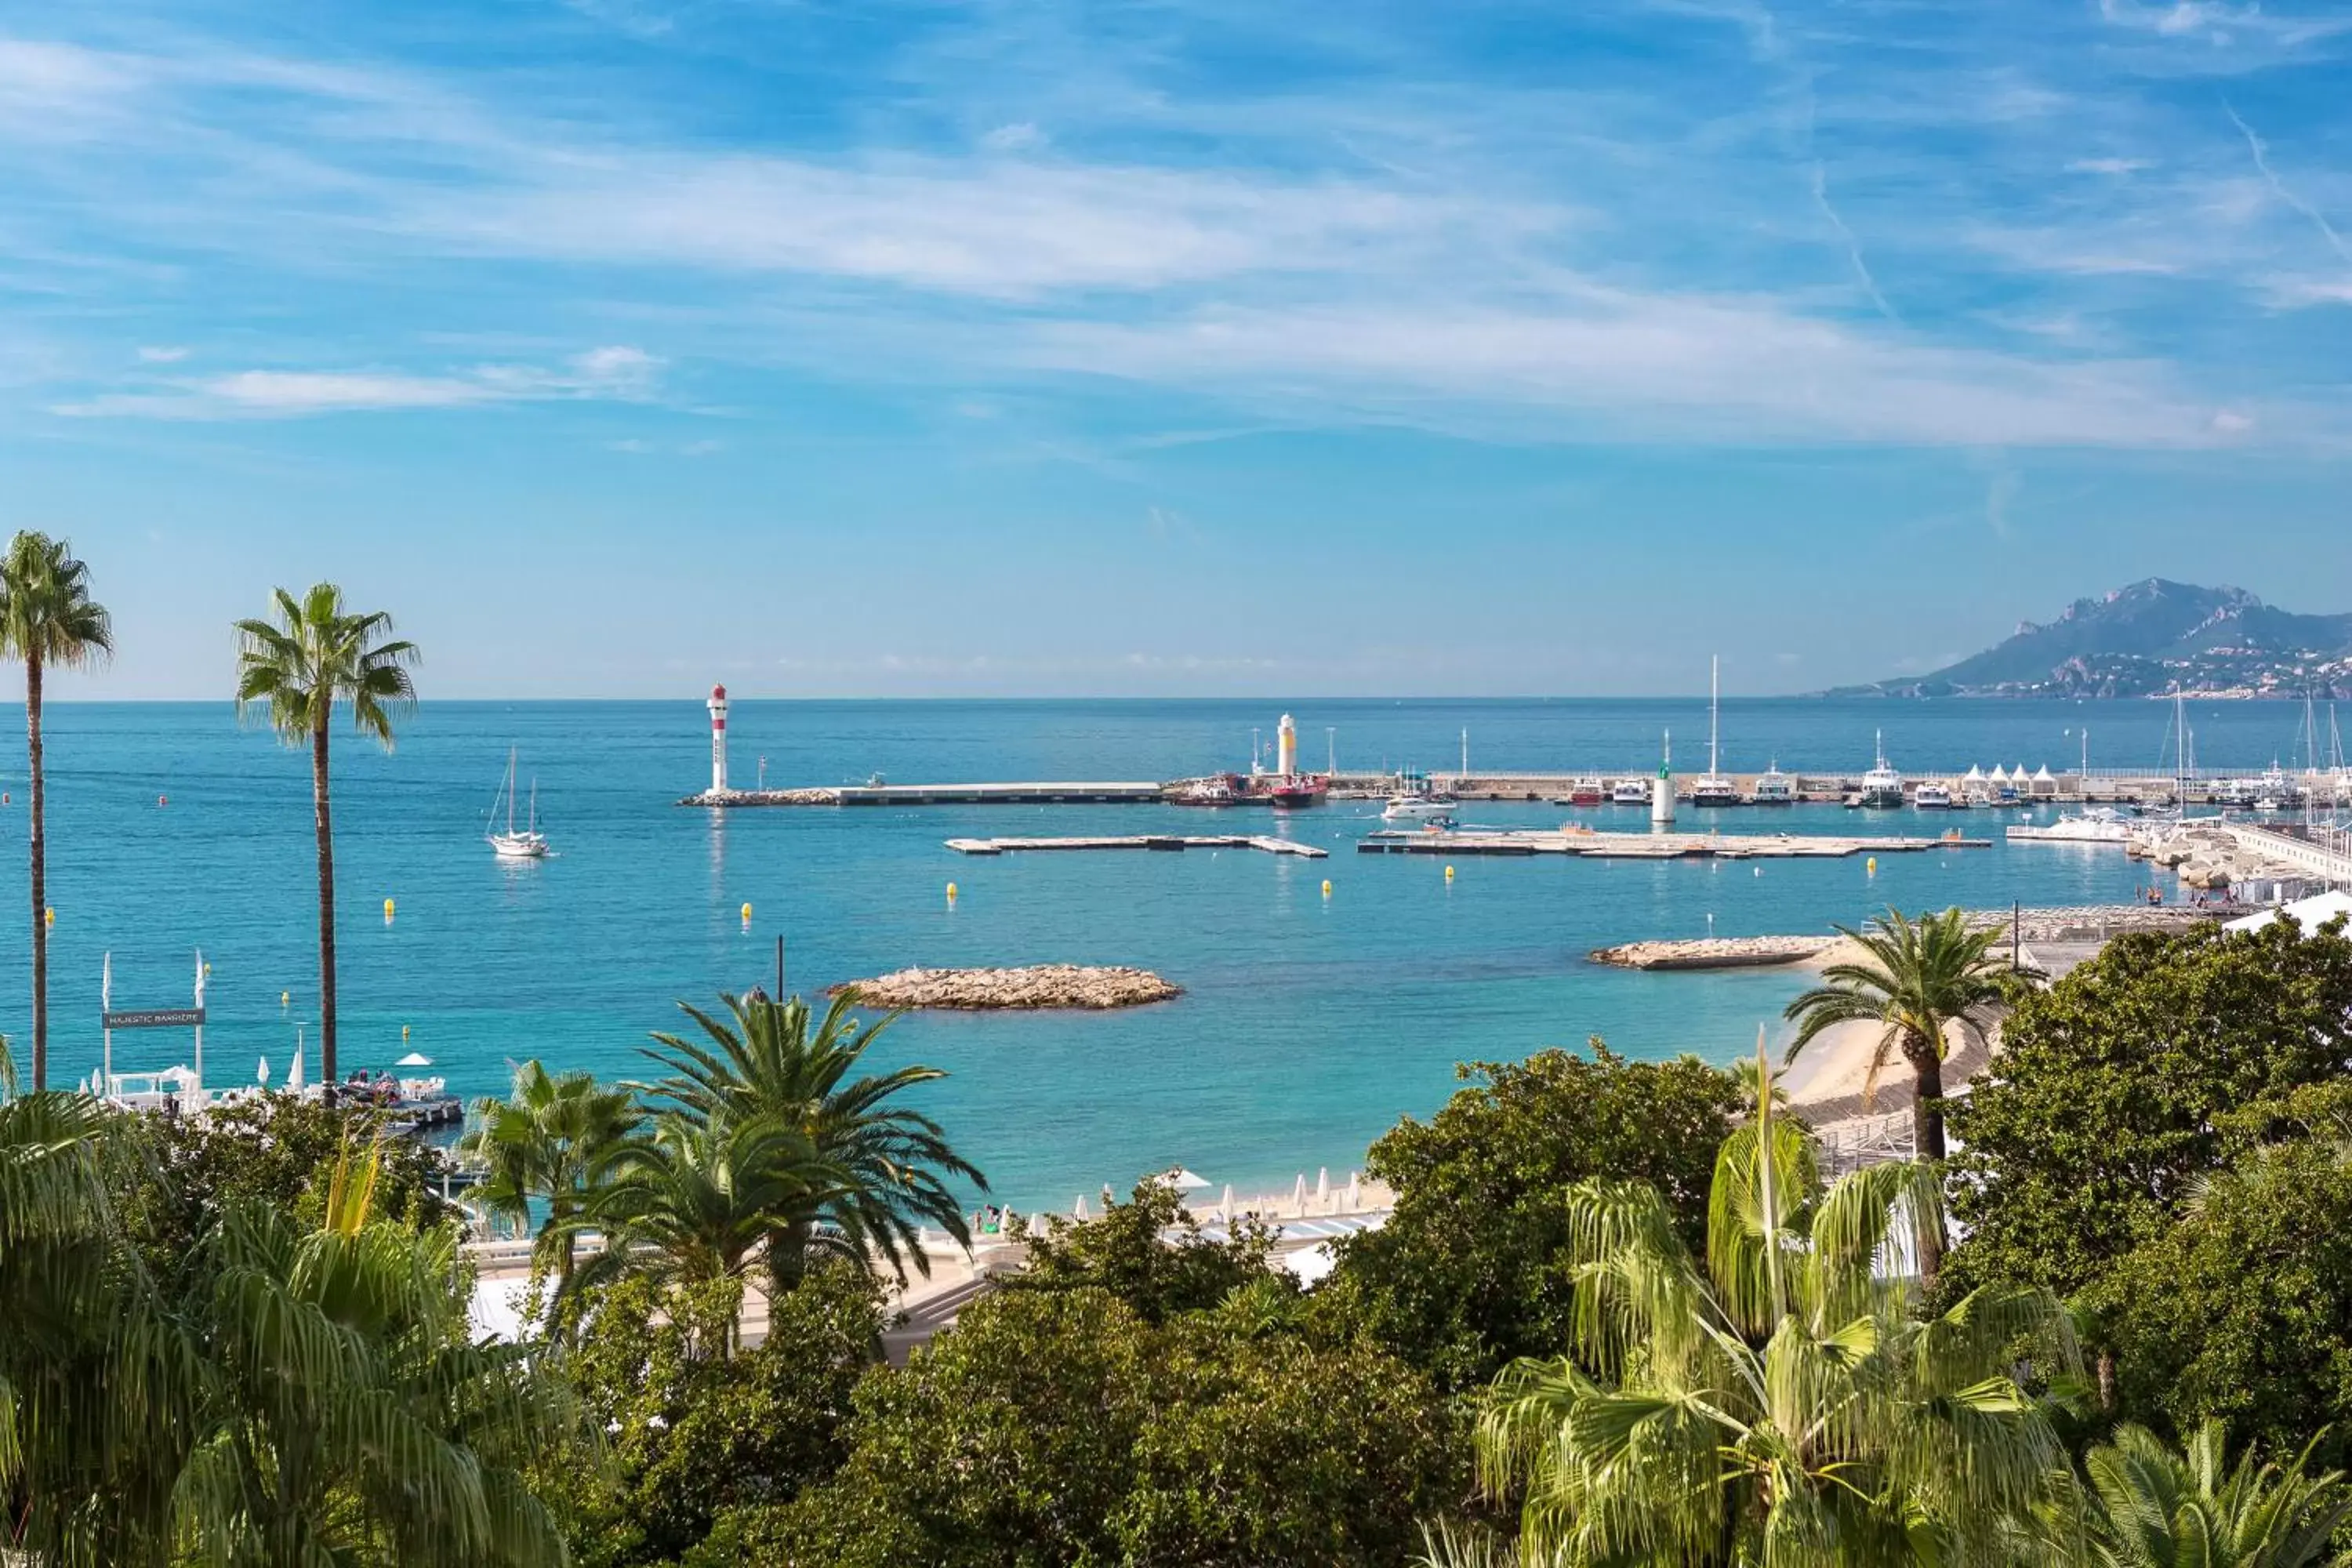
[2032,764,2056,782]
[396,1051,433,1069]
[2227,889,2352,935]
[1987,765,2009,784]
[1963,764,1986,782]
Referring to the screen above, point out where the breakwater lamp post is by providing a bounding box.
[707,684,729,795]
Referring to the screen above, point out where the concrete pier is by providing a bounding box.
[946,834,1327,858]
[1358,827,1987,859]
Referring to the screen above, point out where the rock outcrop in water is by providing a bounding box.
[833,965,1180,1010]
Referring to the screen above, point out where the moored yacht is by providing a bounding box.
[1913,782,1954,810]
[1566,775,1606,806]
[1381,793,1456,823]
[486,748,550,860]
[1750,762,1795,804]
[2007,807,2133,844]
[1859,731,1905,808]
[1610,777,1653,805]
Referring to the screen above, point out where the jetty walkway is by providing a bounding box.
[946,834,1327,858]
[1357,827,1987,859]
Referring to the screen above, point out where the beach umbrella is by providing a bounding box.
[1345,1171,1362,1210]
[256,1055,268,1085]
[286,1035,304,1091]
[396,1051,432,1069]
[1163,1167,1210,1191]
[1218,1183,1235,1221]
[1315,1167,1330,1207]
[1073,1194,1091,1220]
[1291,1173,1308,1210]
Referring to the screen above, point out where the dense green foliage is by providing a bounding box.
[115,1091,459,1272]
[2092,1134,2352,1472]
[2053,1420,2352,1568]
[1947,918,2352,1298]
[1318,1042,1742,1390]
[1012,1177,1276,1323]
[694,1285,1464,1568]
[461,1059,642,1287]
[1478,1080,2073,1565]
[555,1265,884,1567]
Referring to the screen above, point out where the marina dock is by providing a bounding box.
[946,834,1327,858]
[1357,827,1990,859]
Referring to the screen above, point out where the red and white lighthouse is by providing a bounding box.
[706,684,730,794]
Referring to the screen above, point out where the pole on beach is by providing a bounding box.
[2013,901,2021,971]
[775,935,786,1000]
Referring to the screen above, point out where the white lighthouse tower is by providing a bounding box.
[707,684,730,795]
[1276,713,1298,777]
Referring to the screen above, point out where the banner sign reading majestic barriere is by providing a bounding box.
[103,1008,205,1029]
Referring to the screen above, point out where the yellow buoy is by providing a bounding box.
[1321,879,1332,898]
[281,991,289,1008]
[43,907,53,927]
[383,898,395,920]
[402,1025,410,1041]
[1866,857,1878,875]
[740,902,753,923]
[946,881,958,901]
[1444,865,1455,881]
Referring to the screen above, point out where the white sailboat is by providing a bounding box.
[487,747,550,860]
[1690,655,1740,807]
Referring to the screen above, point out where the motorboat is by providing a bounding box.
[2006,807,2134,844]
[1610,778,1652,805]
[1381,793,1457,823]
[1913,782,1954,809]
[1566,776,1607,806]
[1171,775,1240,805]
[1859,731,1905,808]
[486,748,550,859]
[1265,776,1327,808]
[1750,762,1795,805]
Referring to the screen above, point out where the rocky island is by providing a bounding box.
[833,964,1181,1010]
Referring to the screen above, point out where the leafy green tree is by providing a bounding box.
[1011,1177,1274,1324]
[698,1284,1461,1568]
[461,1060,641,1288]
[0,531,111,1089]
[169,1144,576,1564]
[113,1091,456,1276]
[637,990,983,1288]
[1319,1042,1742,1391]
[234,584,419,1095]
[1109,1312,1465,1566]
[2089,1132,2352,1472]
[1781,906,2012,1174]
[555,1264,883,1568]
[1477,1071,2074,1565]
[1947,918,2352,1301]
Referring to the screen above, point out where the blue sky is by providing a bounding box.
[2,0,2349,698]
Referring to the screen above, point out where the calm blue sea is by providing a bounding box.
[0,696,2320,1208]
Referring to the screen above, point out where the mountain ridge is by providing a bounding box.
[1838,579,2352,699]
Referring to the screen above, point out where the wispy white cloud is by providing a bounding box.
[135,344,187,362]
[56,345,661,419]
[2225,102,2352,267]
[2067,158,2154,176]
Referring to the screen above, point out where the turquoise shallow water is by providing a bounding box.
[0,696,2312,1208]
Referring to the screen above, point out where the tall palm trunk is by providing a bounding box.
[1907,1033,1947,1284]
[312,717,337,1103]
[24,650,45,1091]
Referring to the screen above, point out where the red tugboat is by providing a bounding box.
[1265,775,1328,808]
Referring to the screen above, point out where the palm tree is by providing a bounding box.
[1782,905,2016,1171]
[1475,1054,2074,1565]
[0,532,111,1091]
[234,586,417,1098]
[569,1112,855,1352]
[168,1141,573,1563]
[637,990,984,1288]
[2024,1421,2352,1568]
[459,1060,641,1288]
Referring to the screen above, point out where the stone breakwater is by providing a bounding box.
[833,965,1181,1011]
[677,787,842,806]
[1590,905,2221,970]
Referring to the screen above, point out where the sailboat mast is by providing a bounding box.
[506,746,518,836]
[1709,655,1720,775]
